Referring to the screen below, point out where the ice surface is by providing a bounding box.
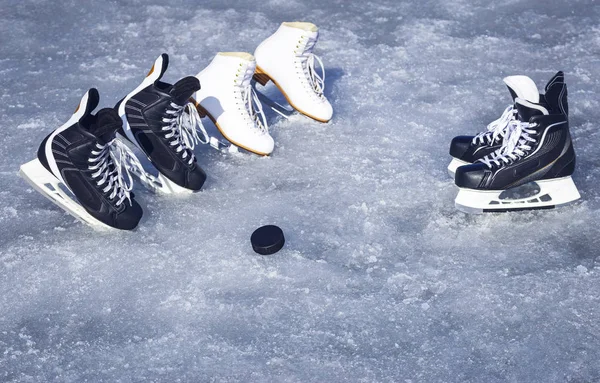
[1,0,600,381]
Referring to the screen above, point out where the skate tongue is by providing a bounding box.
[89,108,123,144]
[503,75,539,103]
[170,76,200,104]
[218,52,254,62]
[514,98,548,122]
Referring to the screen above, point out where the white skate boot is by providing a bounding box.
[253,22,333,123]
[194,52,273,156]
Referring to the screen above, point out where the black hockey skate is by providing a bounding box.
[19,89,144,230]
[454,73,579,213]
[117,54,208,194]
[448,72,567,177]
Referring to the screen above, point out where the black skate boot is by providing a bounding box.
[454,73,579,213]
[117,53,208,194]
[448,72,567,177]
[19,89,144,230]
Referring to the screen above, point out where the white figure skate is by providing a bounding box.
[194,52,274,156]
[254,22,333,123]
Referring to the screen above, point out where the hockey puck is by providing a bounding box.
[251,225,285,255]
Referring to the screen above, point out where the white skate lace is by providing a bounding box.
[238,64,268,134]
[162,102,209,164]
[297,35,325,98]
[88,139,147,206]
[472,105,517,146]
[479,119,537,168]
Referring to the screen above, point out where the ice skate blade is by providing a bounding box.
[455,176,581,214]
[156,173,195,195]
[195,104,270,156]
[447,158,469,178]
[209,137,239,154]
[116,133,196,195]
[253,66,331,123]
[254,89,295,120]
[19,159,114,230]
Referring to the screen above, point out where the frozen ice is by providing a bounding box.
[1,0,600,381]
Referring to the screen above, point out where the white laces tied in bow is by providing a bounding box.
[478,119,538,168]
[472,105,517,145]
[297,35,326,97]
[88,139,147,206]
[162,102,209,164]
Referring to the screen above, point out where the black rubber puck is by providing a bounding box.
[251,225,285,255]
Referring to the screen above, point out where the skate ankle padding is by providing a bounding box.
[219,52,254,61]
[283,22,318,32]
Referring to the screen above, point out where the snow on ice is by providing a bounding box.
[1,0,600,381]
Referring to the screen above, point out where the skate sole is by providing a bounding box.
[19,159,114,230]
[193,103,272,157]
[447,158,469,178]
[253,66,331,123]
[455,176,581,214]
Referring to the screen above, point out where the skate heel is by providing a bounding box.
[550,140,576,178]
[253,67,271,86]
[19,159,112,230]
